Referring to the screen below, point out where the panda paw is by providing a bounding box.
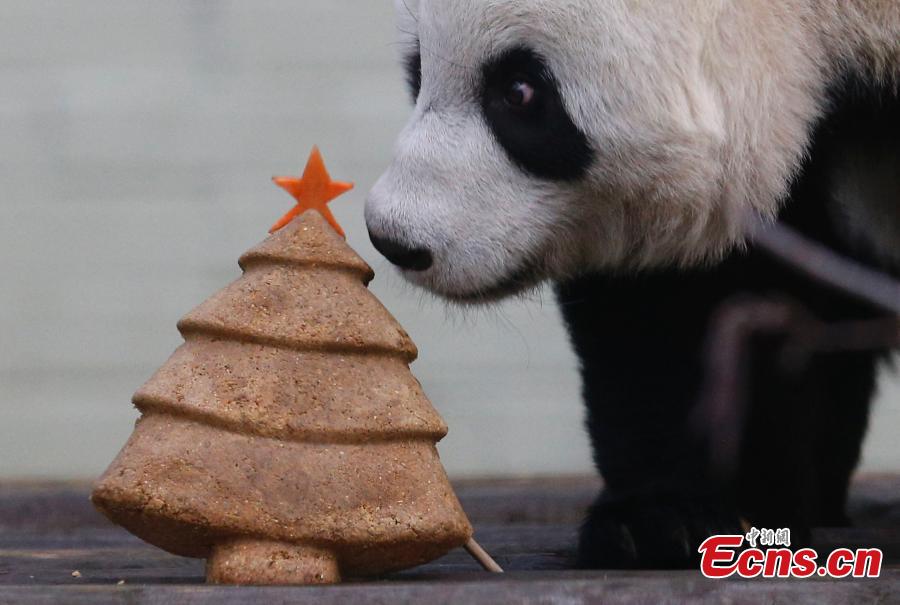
[576,490,744,569]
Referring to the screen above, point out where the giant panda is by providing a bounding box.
[364,0,900,568]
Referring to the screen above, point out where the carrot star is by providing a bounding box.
[270,146,354,236]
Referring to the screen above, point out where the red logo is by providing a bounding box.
[698,529,882,579]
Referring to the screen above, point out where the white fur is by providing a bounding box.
[366,0,899,300]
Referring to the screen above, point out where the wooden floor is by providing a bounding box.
[1,477,899,604]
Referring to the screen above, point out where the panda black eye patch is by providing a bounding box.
[481,47,593,181]
[404,45,422,103]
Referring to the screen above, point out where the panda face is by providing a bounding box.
[365,0,824,302]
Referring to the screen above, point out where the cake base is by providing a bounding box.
[206,539,340,585]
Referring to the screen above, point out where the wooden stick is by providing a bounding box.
[464,538,503,573]
[751,221,900,314]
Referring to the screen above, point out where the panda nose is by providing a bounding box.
[368,231,433,272]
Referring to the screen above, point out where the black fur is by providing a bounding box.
[404,48,422,102]
[480,47,594,181]
[557,74,899,569]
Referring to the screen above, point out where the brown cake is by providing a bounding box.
[92,211,473,584]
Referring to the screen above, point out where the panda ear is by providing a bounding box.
[404,45,422,103]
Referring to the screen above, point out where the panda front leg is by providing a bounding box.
[556,267,747,569]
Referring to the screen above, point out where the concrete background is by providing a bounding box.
[1,1,897,479]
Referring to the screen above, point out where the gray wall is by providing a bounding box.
[1,1,897,479]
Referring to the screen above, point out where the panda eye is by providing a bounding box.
[505,79,536,108]
[480,47,594,181]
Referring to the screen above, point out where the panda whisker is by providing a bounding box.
[399,0,418,24]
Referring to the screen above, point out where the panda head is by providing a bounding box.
[365,0,825,302]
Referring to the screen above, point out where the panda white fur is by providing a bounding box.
[365,0,900,568]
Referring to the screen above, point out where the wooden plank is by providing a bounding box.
[1,477,899,604]
[2,525,897,585]
[0,572,898,605]
[0,525,575,584]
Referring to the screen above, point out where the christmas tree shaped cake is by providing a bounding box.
[92,151,474,584]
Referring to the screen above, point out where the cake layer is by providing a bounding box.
[133,337,447,441]
[239,212,374,281]
[92,413,472,576]
[178,264,417,361]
